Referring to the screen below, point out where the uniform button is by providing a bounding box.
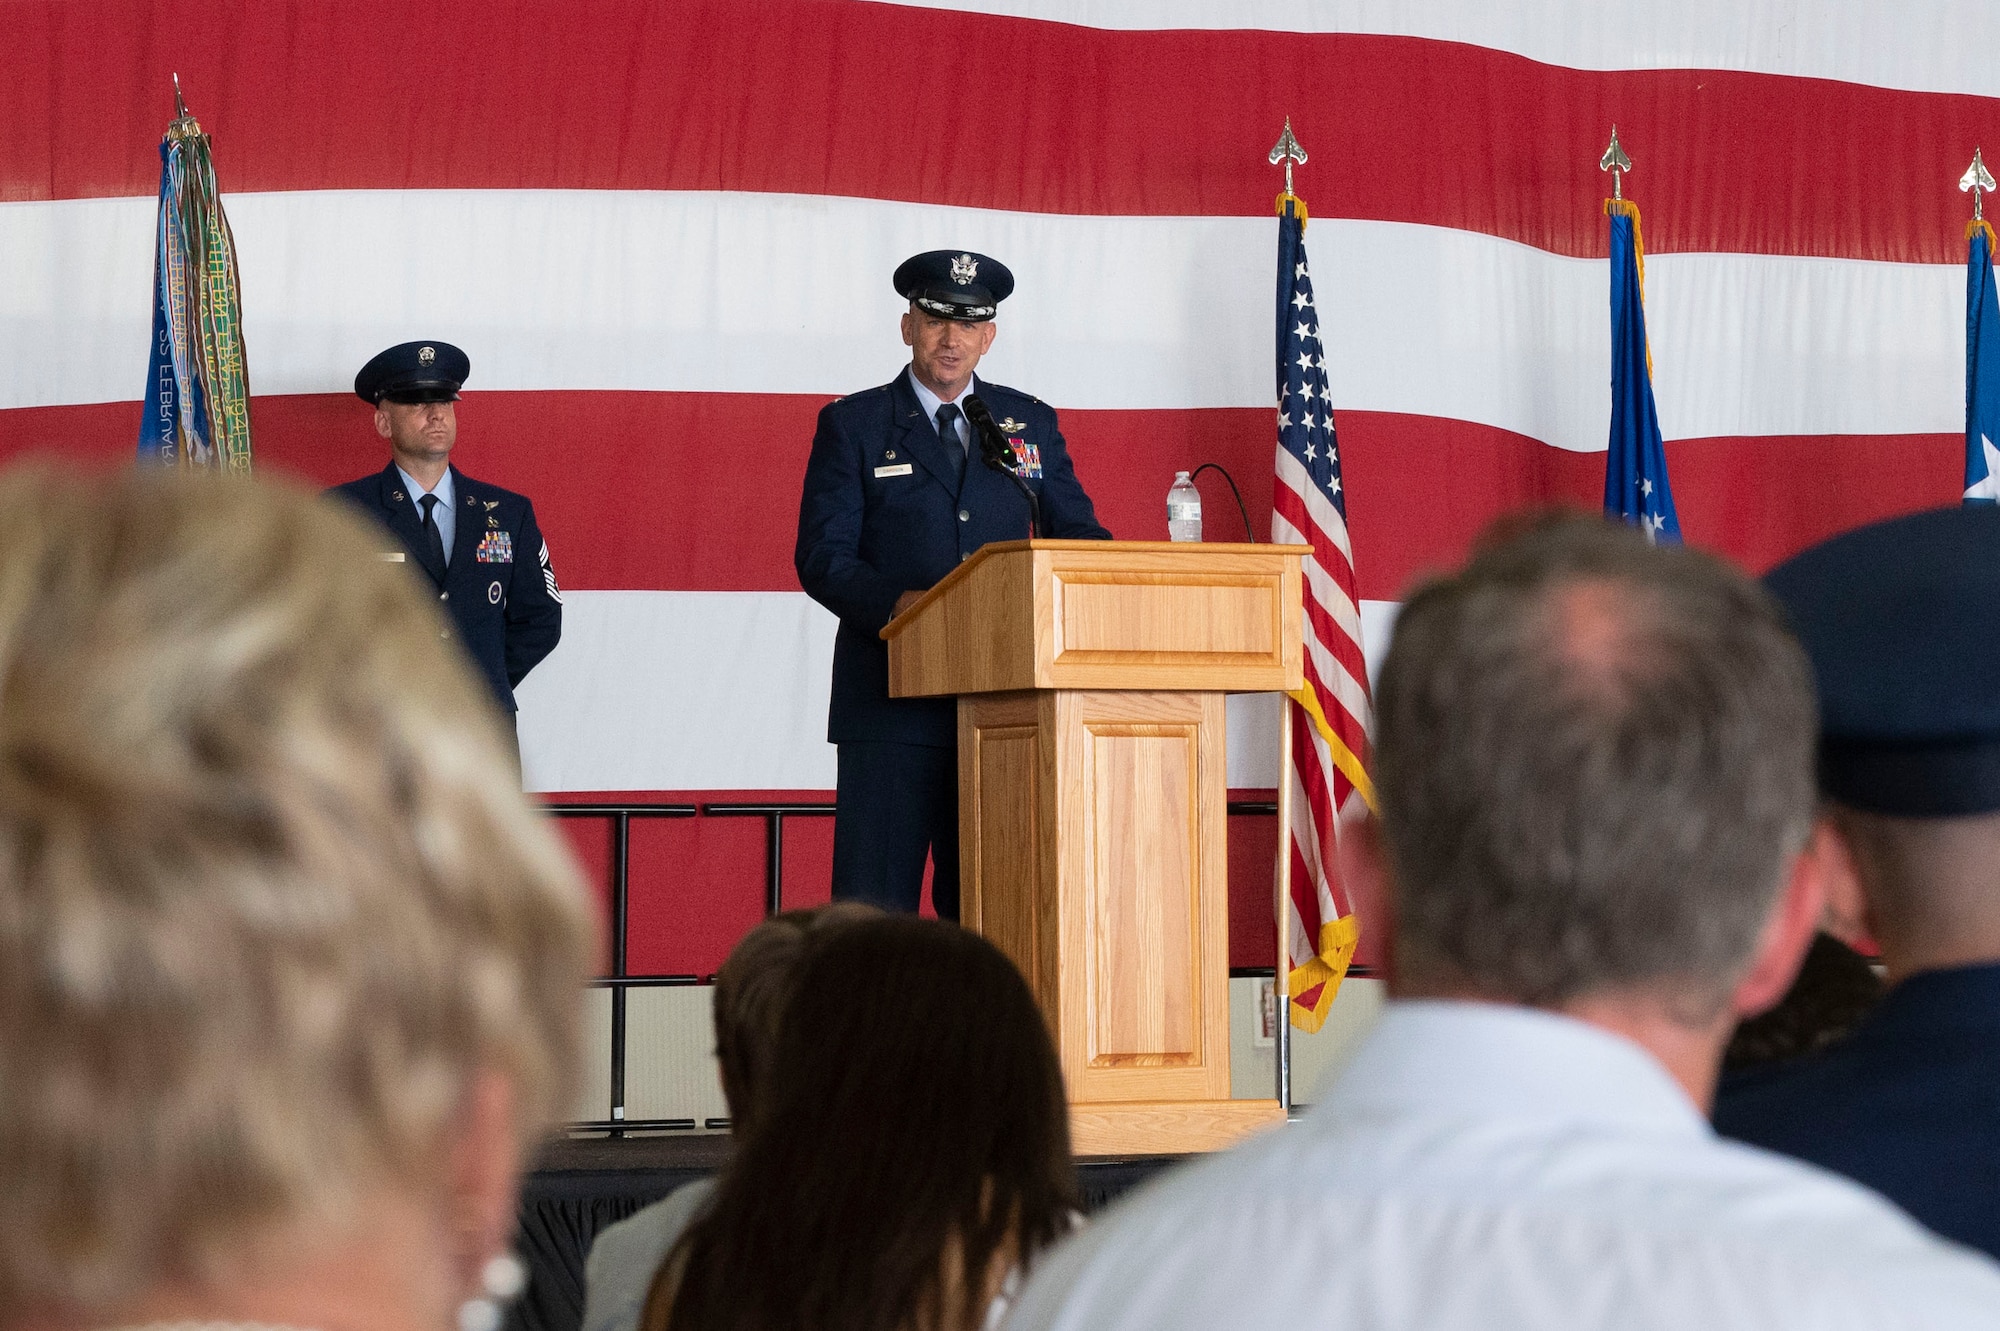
[958,509,970,522]
[439,591,449,601]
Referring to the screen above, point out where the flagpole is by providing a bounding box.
[1275,694,1294,1113]
[1268,117,1308,1118]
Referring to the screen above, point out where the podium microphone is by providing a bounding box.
[964,394,1043,538]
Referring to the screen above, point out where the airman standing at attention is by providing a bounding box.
[330,341,562,762]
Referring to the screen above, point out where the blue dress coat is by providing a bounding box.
[795,370,1110,748]
[1714,963,2000,1260]
[328,462,563,713]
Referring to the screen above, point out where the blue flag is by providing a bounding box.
[1603,202,1681,543]
[1963,224,2000,503]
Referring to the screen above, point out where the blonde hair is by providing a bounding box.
[0,465,593,1311]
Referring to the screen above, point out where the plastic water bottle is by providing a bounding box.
[1168,470,1203,542]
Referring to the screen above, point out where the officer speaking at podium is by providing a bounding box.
[329,341,562,760]
[796,251,1110,920]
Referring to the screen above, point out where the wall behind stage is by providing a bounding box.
[5,0,1996,970]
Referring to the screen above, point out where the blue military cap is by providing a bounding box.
[1765,505,2000,816]
[354,340,470,404]
[893,250,1014,322]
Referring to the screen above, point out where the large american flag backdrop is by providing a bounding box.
[6,0,1997,976]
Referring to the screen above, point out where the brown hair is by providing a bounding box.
[0,466,592,1311]
[649,915,1076,1331]
[1375,513,1817,1016]
[712,903,875,1132]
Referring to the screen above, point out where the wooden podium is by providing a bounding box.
[883,540,1308,1155]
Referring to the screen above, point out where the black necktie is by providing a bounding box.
[936,403,965,483]
[419,493,448,584]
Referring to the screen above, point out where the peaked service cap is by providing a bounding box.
[355,341,470,404]
[893,250,1013,323]
[1765,504,2000,816]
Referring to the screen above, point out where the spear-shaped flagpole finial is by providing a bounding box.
[1963,148,1997,223]
[1269,117,1307,199]
[1600,125,1633,202]
[168,72,202,141]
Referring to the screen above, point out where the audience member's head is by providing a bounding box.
[649,914,1076,1331]
[1368,514,1823,1043]
[710,902,875,1134]
[0,467,592,1329]
[1765,505,2000,982]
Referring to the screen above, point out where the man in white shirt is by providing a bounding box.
[1007,515,2000,1330]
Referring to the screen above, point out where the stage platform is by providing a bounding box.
[505,1133,1191,1331]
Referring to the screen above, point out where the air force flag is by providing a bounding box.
[1964,222,2000,504]
[1603,200,1681,543]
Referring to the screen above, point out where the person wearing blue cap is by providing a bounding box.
[795,251,1110,919]
[1715,505,2000,1260]
[329,341,563,760]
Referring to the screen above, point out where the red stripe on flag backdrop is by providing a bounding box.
[3,0,1997,262]
[0,398,1960,596]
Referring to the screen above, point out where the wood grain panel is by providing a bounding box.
[885,548,1041,698]
[1057,573,1277,658]
[1085,723,1200,1068]
[1069,1098,1286,1156]
[973,726,1043,992]
[885,540,1307,697]
[961,693,1060,1015]
[1055,691,1232,1106]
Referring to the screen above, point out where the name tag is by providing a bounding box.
[874,463,914,478]
[379,551,406,562]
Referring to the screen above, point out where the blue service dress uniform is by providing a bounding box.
[1709,505,2000,1263]
[329,463,563,716]
[796,370,1109,917]
[1715,964,2000,1260]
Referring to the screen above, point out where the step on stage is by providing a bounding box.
[505,1134,1190,1331]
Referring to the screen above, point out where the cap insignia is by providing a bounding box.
[950,253,978,285]
[418,345,436,366]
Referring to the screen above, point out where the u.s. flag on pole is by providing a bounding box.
[1271,192,1372,1032]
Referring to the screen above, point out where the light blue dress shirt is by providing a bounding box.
[906,367,972,454]
[396,464,456,564]
[1007,1000,2000,1331]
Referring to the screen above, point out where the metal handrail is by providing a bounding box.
[548,802,696,1135]
[700,802,837,915]
[551,796,1346,1135]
